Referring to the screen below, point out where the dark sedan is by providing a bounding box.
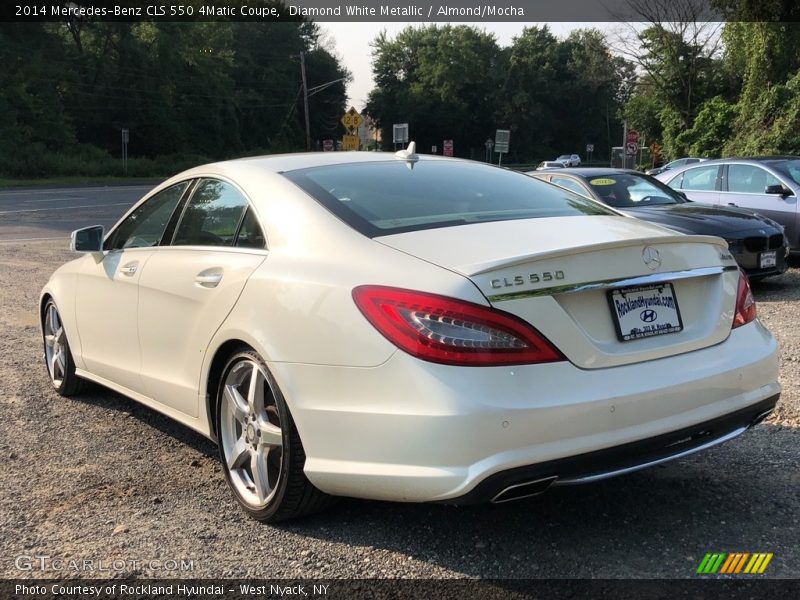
[531,168,789,279]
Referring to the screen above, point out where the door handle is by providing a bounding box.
[195,269,223,288]
[120,262,138,276]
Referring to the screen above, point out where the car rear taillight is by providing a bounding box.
[352,285,564,366]
[732,270,757,329]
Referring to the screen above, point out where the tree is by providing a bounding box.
[365,25,503,158]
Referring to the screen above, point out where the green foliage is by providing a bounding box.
[365,25,629,162]
[627,18,800,161]
[675,96,737,158]
[0,21,349,178]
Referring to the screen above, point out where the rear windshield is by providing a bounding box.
[283,160,613,237]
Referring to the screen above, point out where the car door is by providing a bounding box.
[664,164,721,205]
[721,163,798,242]
[137,178,267,417]
[74,182,191,393]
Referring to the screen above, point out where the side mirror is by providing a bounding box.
[764,184,792,197]
[70,225,104,252]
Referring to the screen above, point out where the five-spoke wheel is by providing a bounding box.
[216,349,331,521]
[42,299,84,396]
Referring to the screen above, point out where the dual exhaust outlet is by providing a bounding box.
[490,408,774,504]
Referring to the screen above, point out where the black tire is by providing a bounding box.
[215,348,333,522]
[42,299,86,397]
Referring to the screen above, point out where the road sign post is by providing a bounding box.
[443,139,454,157]
[494,129,510,166]
[342,134,359,151]
[121,128,129,175]
[586,143,594,165]
[484,138,493,163]
[392,123,409,150]
[341,107,363,133]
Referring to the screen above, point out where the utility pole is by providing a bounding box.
[300,51,311,152]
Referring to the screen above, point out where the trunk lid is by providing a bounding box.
[376,216,740,369]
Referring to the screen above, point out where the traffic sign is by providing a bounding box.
[341,107,363,132]
[443,139,454,157]
[342,134,359,151]
[586,143,594,153]
[392,123,409,144]
[484,138,493,149]
[626,129,639,145]
[649,142,662,157]
[431,145,438,153]
[323,139,334,152]
[626,141,638,156]
[495,129,510,153]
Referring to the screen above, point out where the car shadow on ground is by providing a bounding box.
[70,384,218,460]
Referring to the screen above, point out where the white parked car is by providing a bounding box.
[533,161,566,171]
[556,154,581,167]
[41,145,780,522]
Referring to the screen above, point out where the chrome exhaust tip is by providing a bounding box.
[751,409,773,427]
[491,476,558,504]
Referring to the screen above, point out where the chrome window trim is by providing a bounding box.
[486,265,738,302]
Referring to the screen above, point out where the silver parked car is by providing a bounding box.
[555,154,581,167]
[656,157,800,253]
[646,157,706,177]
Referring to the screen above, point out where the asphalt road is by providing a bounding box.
[0,185,154,242]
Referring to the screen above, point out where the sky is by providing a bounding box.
[319,22,615,110]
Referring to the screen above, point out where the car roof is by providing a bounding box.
[547,168,642,178]
[690,156,800,165]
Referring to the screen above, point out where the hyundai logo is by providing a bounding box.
[640,309,658,323]
[642,246,661,270]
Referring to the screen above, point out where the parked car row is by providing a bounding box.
[530,168,789,279]
[654,157,800,255]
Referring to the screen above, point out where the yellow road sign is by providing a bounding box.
[341,107,363,132]
[342,134,359,151]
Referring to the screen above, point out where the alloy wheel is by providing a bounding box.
[219,359,284,508]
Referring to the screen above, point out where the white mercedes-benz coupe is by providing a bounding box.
[41,146,780,522]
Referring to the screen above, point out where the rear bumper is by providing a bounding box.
[270,320,779,503]
[452,394,778,504]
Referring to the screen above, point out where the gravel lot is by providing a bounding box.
[1,239,798,580]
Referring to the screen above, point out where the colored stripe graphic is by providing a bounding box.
[699,552,773,574]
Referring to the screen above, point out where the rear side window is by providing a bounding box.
[675,165,719,191]
[727,164,781,194]
[284,161,613,237]
[173,179,248,246]
[235,207,266,248]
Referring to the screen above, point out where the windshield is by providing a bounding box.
[284,160,614,237]
[766,159,800,186]
[556,155,571,160]
[586,173,683,208]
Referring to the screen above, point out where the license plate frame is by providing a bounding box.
[607,283,684,342]
[759,250,777,269]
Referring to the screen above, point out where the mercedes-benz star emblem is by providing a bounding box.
[642,246,661,270]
